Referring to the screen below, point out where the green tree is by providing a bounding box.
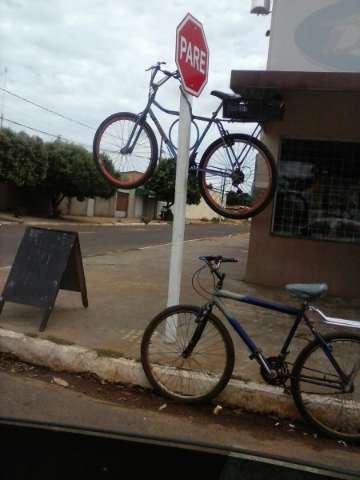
[42,140,115,216]
[226,190,252,206]
[144,158,201,219]
[0,128,48,186]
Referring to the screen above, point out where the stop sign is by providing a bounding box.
[175,13,209,97]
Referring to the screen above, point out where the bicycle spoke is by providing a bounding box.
[142,307,234,402]
[293,334,360,439]
[198,134,275,220]
[94,113,156,188]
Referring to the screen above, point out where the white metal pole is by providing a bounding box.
[165,88,192,339]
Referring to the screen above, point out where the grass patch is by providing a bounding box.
[96,348,124,359]
[43,335,75,346]
[26,332,39,339]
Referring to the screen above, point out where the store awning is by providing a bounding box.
[230,70,360,97]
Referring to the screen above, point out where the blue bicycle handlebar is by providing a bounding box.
[199,256,238,264]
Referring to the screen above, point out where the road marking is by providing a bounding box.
[121,329,143,341]
[137,235,240,250]
[138,238,203,250]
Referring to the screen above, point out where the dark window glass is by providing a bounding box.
[272,138,360,243]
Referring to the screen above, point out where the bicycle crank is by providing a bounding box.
[260,356,289,386]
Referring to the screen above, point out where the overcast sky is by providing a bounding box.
[0,0,271,151]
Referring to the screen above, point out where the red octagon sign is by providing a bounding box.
[175,13,209,97]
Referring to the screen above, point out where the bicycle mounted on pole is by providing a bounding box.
[93,61,282,220]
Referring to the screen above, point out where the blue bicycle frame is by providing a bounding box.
[121,65,261,172]
[206,288,350,388]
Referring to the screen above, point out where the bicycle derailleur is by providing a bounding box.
[260,356,289,387]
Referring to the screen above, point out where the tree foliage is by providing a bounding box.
[0,128,116,217]
[0,128,48,187]
[144,158,201,209]
[42,140,115,215]
[226,190,252,206]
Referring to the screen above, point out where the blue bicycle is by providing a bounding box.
[141,255,360,441]
[93,62,278,220]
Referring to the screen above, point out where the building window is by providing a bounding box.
[272,138,360,244]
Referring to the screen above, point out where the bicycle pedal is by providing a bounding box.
[283,386,291,395]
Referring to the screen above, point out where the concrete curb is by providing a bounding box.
[0,216,23,224]
[0,328,299,419]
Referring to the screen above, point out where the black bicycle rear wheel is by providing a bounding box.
[291,333,360,441]
[141,305,235,403]
[93,112,158,189]
[198,133,277,220]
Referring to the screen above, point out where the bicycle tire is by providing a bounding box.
[291,332,360,441]
[141,305,235,403]
[93,112,158,189]
[198,133,277,220]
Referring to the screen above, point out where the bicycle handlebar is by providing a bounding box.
[198,256,238,285]
[145,62,179,80]
[199,255,239,271]
[145,61,166,71]
[199,256,238,265]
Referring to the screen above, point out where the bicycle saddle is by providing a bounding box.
[211,90,241,101]
[286,283,328,300]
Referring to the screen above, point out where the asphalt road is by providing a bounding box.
[1,370,359,479]
[0,222,247,267]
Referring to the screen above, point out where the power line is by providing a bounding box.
[0,86,96,131]
[0,67,8,129]
[3,116,93,148]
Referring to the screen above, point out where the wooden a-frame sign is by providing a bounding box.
[0,227,88,332]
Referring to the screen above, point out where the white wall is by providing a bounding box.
[95,196,116,217]
[185,199,220,220]
[68,198,87,216]
[134,196,144,218]
[268,0,360,72]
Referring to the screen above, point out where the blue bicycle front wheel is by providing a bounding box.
[93,112,158,189]
[141,305,235,403]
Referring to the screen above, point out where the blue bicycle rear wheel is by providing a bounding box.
[291,332,360,441]
[198,133,277,220]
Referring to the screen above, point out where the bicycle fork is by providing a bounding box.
[181,305,277,381]
[120,115,146,155]
[181,306,211,358]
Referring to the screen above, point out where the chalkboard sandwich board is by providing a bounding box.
[0,227,88,332]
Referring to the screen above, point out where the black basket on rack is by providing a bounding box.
[223,97,284,123]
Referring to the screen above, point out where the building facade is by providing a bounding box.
[235,0,360,297]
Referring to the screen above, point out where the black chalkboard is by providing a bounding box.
[0,227,88,331]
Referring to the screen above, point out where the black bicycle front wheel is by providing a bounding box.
[291,332,360,441]
[141,305,235,403]
[93,112,158,189]
[198,133,277,220]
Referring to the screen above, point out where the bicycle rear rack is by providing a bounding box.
[309,306,360,330]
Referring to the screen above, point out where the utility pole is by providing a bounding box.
[1,67,8,129]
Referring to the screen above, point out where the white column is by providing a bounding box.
[87,198,95,217]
